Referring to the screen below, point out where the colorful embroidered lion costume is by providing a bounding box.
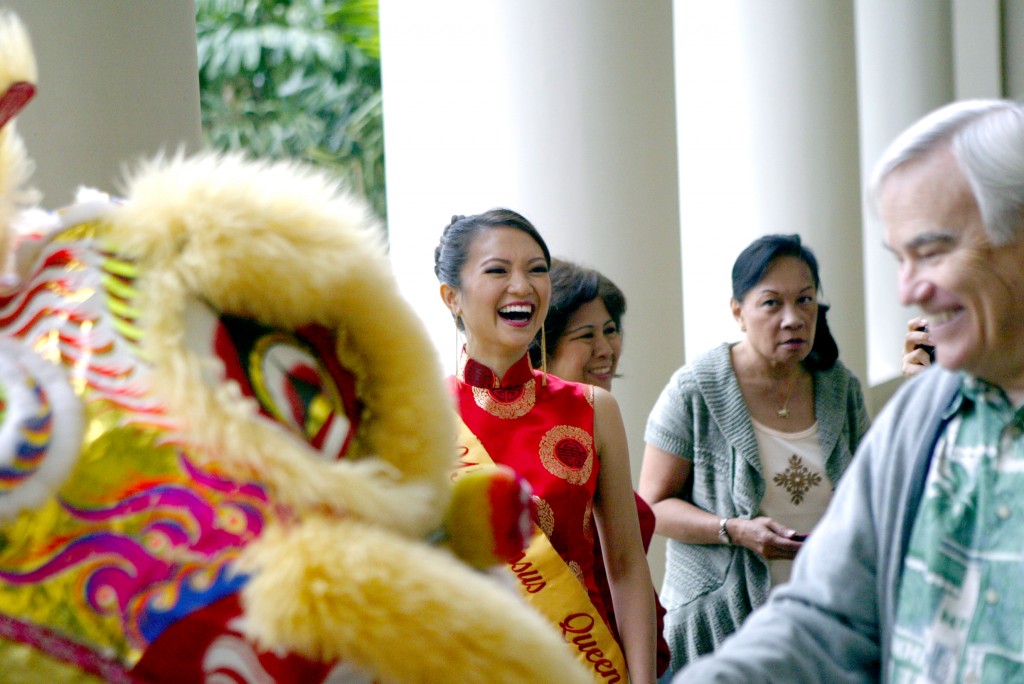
[0,12,589,683]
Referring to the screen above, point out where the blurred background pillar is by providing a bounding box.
[855,0,956,399]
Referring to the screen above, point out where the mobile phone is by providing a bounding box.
[915,326,936,363]
[791,533,808,542]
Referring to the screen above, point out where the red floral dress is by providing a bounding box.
[451,353,611,631]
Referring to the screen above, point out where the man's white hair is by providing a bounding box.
[866,100,1024,245]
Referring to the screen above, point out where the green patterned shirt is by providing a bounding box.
[890,376,1024,683]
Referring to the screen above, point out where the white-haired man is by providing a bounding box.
[679,99,1024,683]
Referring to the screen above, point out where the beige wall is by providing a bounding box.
[4,1,201,207]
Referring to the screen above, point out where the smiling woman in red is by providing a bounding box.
[436,209,657,683]
[638,234,870,677]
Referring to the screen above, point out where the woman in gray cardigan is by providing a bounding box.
[638,234,869,678]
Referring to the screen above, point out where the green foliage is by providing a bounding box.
[196,0,386,221]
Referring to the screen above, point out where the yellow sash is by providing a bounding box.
[453,415,629,683]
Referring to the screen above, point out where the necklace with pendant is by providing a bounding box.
[777,378,796,418]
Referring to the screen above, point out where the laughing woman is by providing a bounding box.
[436,210,657,683]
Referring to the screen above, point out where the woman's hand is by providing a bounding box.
[902,316,933,378]
[728,516,803,560]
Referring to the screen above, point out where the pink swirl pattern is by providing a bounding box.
[0,230,277,663]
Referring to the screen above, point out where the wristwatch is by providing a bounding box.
[718,517,732,545]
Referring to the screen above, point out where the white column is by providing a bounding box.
[952,0,1002,100]
[380,1,681,463]
[4,1,202,206]
[675,1,867,388]
[674,1,759,361]
[855,0,954,397]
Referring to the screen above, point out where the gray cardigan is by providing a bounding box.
[678,366,962,683]
[645,342,870,673]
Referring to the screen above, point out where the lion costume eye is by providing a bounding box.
[230,319,363,463]
[184,298,362,462]
[248,332,350,458]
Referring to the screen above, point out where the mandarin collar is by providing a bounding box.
[458,349,535,389]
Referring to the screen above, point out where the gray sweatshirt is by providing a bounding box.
[677,367,962,682]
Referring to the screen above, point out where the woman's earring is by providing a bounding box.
[541,325,548,386]
[740,324,747,333]
[454,313,462,377]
